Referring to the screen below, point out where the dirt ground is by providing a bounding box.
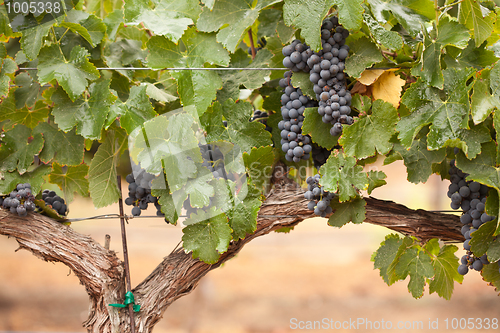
[0,160,499,333]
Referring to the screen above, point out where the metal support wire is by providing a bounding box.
[17,66,399,71]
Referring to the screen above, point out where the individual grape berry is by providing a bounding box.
[132,206,141,216]
[458,264,469,275]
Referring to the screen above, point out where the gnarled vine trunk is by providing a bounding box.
[0,166,463,332]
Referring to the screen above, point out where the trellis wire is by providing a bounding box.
[17,67,398,71]
[63,210,461,223]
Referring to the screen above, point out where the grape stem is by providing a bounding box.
[248,28,256,60]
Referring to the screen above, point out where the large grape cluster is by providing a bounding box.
[304,174,336,217]
[311,16,352,136]
[277,78,315,163]
[42,189,68,216]
[125,164,164,219]
[282,16,352,137]
[447,155,498,275]
[1,183,36,217]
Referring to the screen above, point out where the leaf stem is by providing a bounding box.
[57,28,70,44]
[248,28,256,60]
[434,0,439,33]
[438,0,463,10]
[51,26,66,59]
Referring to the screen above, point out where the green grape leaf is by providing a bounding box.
[487,237,500,263]
[33,122,84,166]
[372,234,404,284]
[302,107,339,149]
[49,162,89,203]
[151,176,179,225]
[470,220,496,257]
[471,65,500,125]
[147,28,230,115]
[332,0,364,31]
[385,138,445,184]
[386,236,417,285]
[14,72,40,109]
[428,244,462,300]
[454,123,492,160]
[363,12,403,51]
[229,182,263,240]
[103,9,124,41]
[142,82,177,103]
[60,13,106,47]
[367,170,387,194]
[444,39,497,70]
[0,97,48,129]
[86,0,123,18]
[218,48,273,101]
[51,79,116,140]
[398,68,474,150]
[414,16,470,89]
[345,36,384,78]
[243,145,276,192]
[290,71,315,99]
[340,99,398,159]
[38,45,100,101]
[458,0,494,47]
[201,100,273,153]
[367,0,434,37]
[0,124,43,174]
[88,130,127,208]
[327,196,366,227]
[282,0,334,52]
[0,165,51,195]
[182,208,232,264]
[125,0,201,43]
[197,0,281,52]
[59,22,95,47]
[394,247,434,298]
[480,261,500,293]
[20,21,52,60]
[131,113,202,189]
[319,151,369,202]
[108,85,156,134]
[0,57,16,98]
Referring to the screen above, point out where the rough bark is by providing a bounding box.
[0,169,463,332]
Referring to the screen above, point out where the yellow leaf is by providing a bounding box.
[358,69,385,85]
[371,71,405,108]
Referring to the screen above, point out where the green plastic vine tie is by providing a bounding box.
[109,291,141,312]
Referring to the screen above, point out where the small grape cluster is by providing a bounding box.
[282,39,313,73]
[304,174,335,217]
[200,143,234,181]
[311,146,331,170]
[248,37,267,55]
[447,157,497,275]
[250,110,271,133]
[278,73,316,162]
[1,183,36,217]
[125,165,163,218]
[42,189,68,216]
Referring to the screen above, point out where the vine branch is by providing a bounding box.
[0,165,463,332]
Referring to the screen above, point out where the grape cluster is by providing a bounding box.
[282,16,353,137]
[2,183,36,217]
[125,165,163,218]
[304,174,336,217]
[311,17,352,136]
[278,85,314,162]
[199,143,234,181]
[311,145,332,170]
[282,39,313,73]
[42,189,68,216]
[248,37,267,55]
[250,110,271,133]
[447,157,497,275]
